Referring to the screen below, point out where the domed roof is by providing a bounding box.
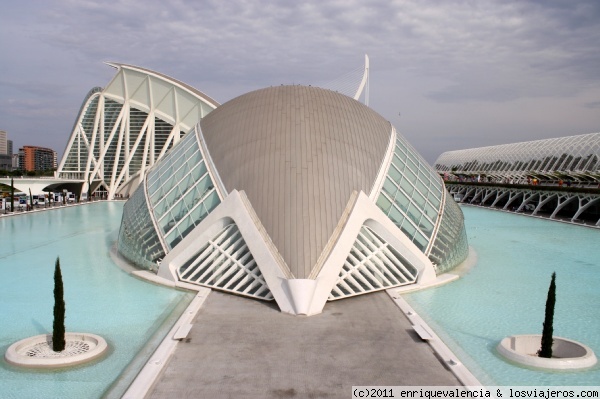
[201,85,391,278]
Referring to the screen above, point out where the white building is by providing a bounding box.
[118,85,469,316]
[57,63,219,198]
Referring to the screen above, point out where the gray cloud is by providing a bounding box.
[585,101,600,109]
[1,0,599,163]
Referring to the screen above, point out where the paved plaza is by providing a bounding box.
[148,291,460,399]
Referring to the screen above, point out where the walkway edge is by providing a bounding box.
[386,289,482,386]
[122,287,211,399]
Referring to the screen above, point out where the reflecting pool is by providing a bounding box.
[0,203,192,399]
[405,206,600,385]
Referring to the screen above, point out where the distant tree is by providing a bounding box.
[52,257,66,352]
[538,272,556,358]
[10,178,14,213]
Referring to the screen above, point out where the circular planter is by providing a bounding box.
[5,333,108,369]
[497,334,597,370]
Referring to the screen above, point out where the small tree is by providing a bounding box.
[53,257,66,352]
[10,178,14,213]
[538,272,556,358]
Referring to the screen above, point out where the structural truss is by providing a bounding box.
[448,184,600,227]
[57,63,219,198]
[435,133,600,183]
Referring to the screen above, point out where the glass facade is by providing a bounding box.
[118,126,222,270]
[146,129,221,249]
[376,135,443,252]
[428,198,469,273]
[60,95,101,178]
[376,134,468,273]
[117,184,165,271]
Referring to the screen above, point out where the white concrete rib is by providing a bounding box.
[387,289,482,386]
[122,288,211,399]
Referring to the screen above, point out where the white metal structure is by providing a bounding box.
[322,54,369,106]
[119,85,468,316]
[177,223,274,300]
[57,63,219,199]
[328,225,418,300]
[447,184,600,226]
[435,133,600,183]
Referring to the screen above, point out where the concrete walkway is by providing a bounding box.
[147,291,460,399]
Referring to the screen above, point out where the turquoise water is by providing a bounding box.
[0,203,191,399]
[405,206,600,385]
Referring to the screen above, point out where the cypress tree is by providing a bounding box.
[538,272,556,358]
[52,257,66,352]
[10,178,14,213]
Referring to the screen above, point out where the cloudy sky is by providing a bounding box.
[1,0,599,163]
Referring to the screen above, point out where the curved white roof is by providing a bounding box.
[201,85,392,278]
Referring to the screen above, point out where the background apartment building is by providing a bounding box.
[0,130,13,171]
[18,145,57,172]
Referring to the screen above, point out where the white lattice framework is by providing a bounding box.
[57,63,219,198]
[435,133,600,183]
[329,226,418,300]
[177,223,273,300]
[447,184,600,226]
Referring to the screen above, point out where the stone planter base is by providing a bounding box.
[5,333,108,369]
[497,334,597,370]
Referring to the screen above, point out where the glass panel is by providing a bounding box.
[388,204,404,226]
[412,190,426,207]
[195,174,211,197]
[428,198,469,273]
[416,179,428,196]
[203,191,220,212]
[382,178,398,199]
[412,232,428,251]
[418,217,434,237]
[176,215,195,240]
[428,191,441,208]
[194,161,208,180]
[403,167,417,184]
[399,176,415,195]
[183,186,200,209]
[159,186,181,217]
[392,154,404,171]
[424,203,438,221]
[400,220,417,238]
[376,194,392,213]
[407,203,421,225]
[388,165,402,184]
[188,202,208,226]
[394,191,410,213]
[117,184,165,271]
